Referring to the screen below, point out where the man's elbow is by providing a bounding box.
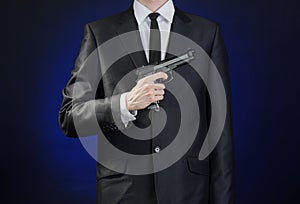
[58,111,79,138]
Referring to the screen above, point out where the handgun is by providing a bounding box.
[136,49,195,84]
[136,49,195,111]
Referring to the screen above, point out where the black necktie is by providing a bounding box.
[148,13,161,111]
[148,13,161,64]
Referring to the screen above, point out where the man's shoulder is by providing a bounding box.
[182,10,219,29]
[82,9,130,41]
[87,8,131,29]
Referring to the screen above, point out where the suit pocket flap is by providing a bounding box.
[187,157,210,176]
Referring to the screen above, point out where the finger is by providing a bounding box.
[153,83,165,89]
[142,83,165,91]
[149,96,164,103]
[144,72,168,83]
[155,95,164,101]
[154,89,165,96]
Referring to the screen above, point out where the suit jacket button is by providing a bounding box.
[154,146,161,153]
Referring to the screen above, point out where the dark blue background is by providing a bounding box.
[2,0,299,203]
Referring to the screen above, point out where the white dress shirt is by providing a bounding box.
[120,0,175,127]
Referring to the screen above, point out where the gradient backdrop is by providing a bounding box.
[2,0,299,203]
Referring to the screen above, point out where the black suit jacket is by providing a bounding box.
[59,6,235,204]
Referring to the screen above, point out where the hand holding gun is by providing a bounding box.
[126,49,195,112]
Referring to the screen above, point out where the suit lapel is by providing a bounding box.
[166,7,192,59]
[115,7,148,68]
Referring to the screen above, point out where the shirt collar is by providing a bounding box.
[133,0,175,25]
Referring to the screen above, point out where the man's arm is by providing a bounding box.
[58,24,166,137]
[209,24,236,204]
[58,24,125,137]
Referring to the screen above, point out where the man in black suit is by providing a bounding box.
[59,0,235,203]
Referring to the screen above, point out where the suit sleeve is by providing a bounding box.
[209,24,236,204]
[58,24,125,137]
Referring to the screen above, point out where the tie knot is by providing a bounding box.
[148,13,160,21]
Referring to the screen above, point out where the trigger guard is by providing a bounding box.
[164,72,174,83]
